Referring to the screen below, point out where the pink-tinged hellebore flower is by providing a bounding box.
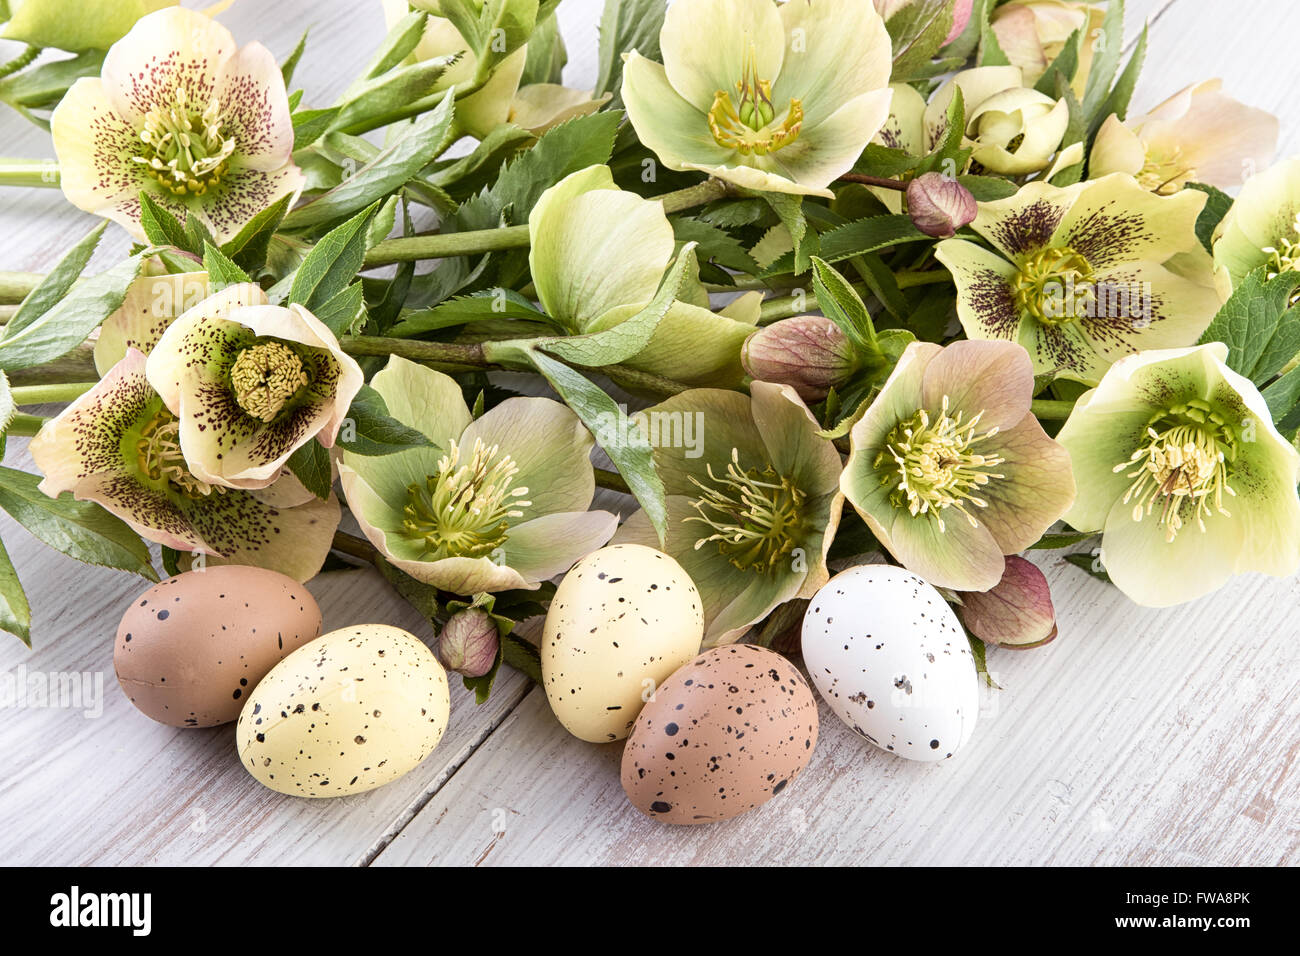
[51,7,305,243]
[1090,79,1278,195]
[436,608,500,678]
[741,316,858,402]
[957,554,1058,648]
[145,283,364,491]
[29,350,340,583]
[907,172,977,238]
[841,340,1076,592]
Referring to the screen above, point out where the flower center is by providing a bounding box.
[133,85,236,195]
[1113,399,1237,542]
[136,406,218,498]
[706,44,802,155]
[1137,145,1196,195]
[230,342,310,423]
[401,438,531,561]
[876,396,1006,532]
[1011,246,1096,324]
[686,448,806,573]
[1262,210,1300,299]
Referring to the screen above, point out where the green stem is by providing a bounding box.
[0,160,61,188]
[758,269,951,322]
[594,467,631,495]
[896,269,951,289]
[4,413,46,437]
[0,271,43,303]
[330,529,382,565]
[1030,398,1076,420]
[10,382,98,405]
[0,46,40,81]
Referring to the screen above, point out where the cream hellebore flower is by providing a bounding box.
[622,0,893,198]
[530,165,756,386]
[506,84,611,135]
[1056,344,1300,607]
[93,269,209,375]
[50,7,304,243]
[1091,80,1278,195]
[29,350,340,583]
[145,283,364,490]
[841,340,1075,592]
[1212,156,1300,296]
[338,357,617,594]
[990,0,1106,96]
[613,382,843,647]
[934,173,1223,384]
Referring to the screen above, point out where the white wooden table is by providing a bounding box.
[1,0,1296,866]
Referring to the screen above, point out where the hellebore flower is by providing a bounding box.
[93,268,209,375]
[741,316,857,402]
[2,0,174,52]
[613,382,843,646]
[29,350,340,583]
[956,554,1058,648]
[338,357,617,595]
[1090,80,1278,195]
[990,0,1106,97]
[507,84,611,135]
[935,173,1223,384]
[1212,155,1300,297]
[50,7,305,243]
[529,165,756,385]
[965,86,1069,175]
[622,0,893,197]
[907,172,977,238]
[841,340,1075,592]
[871,0,973,46]
[144,283,363,491]
[1056,343,1300,607]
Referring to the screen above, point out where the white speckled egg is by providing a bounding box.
[801,564,978,761]
[236,624,450,797]
[543,544,703,743]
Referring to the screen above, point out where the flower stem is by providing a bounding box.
[0,160,61,188]
[0,45,40,81]
[330,530,382,565]
[10,382,97,405]
[4,413,46,437]
[594,467,632,494]
[0,271,43,303]
[1030,398,1077,420]
[836,172,908,192]
[341,335,487,367]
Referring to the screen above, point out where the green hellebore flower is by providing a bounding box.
[28,350,340,583]
[529,164,756,385]
[2,0,174,52]
[841,339,1075,592]
[145,283,364,491]
[338,356,618,595]
[622,0,894,198]
[612,381,843,647]
[1057,343,1300,607]
[50,7,304,243]
[93,268,209,376]
[935,173,1223,384]
[1212,155,1300,298]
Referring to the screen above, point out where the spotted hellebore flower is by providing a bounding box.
[29,350,340,583]
[1056,344,1300,607]
[93,268,209,375]
[338,357,618,595]
[530,165,756,386]
[613,382,843,647]
[622,0,893,198]
[841,340,1075,592]
[145,283,364,490]
[1212,156,1300,297]
[50,7,304,243]
[934,173,1223,384]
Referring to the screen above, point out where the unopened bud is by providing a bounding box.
[906,172,977,238]
[436,608,499,677]
[957,555,1057,649]
[741,316,858,403]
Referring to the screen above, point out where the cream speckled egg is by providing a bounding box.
[543,544,703,743]
[236,624,450,798]
[802,564,978,762]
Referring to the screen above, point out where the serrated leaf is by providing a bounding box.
[671,217,756,274]
[391,288,553,337]
[1081,0,1124,121]
[1088,24,1145,142]
[288,200,381,310]
[1029,530,1097,550]
[5,223,108,344]
[336,384,435,456]
[887,0,956,81]
[281,28,309,86]
[292,106,340,149]
[1034,27,1082,96]
[958,174,1018,200]
[286,441,333,499]
[313,280,367,337]
[1197,267,1300,383]
[765,214,928,274]
[501,632,542,683]
[811,256,878,356]
[221,192,293,273]
[594,0,665,106]
[1185,182,1233,256]
[138,194,194,253]
[764,192,818,274]
[202,241,252,287]
[0,534,31,646]
[1064,549,1111,583]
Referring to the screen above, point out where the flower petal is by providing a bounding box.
[501,510,619,582]
[621,52,737,171]
[934,238,1024,342]
[772,0,890,128]
[189,163,306,245]
[885,503,1006,592]
[216,40,295,170]
[643,388,763,498]
[977,414,1076,553]
[94,271,209,375]
[1053,173,1206,270]
[759,88,893,191]
[968,177,1081,261]
[749,381,841,497]
[659,0,785,113]
[919,338,1034,433]
[368,355,472,448]
[589,299,754,386]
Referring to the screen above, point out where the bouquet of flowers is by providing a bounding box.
[1,0,1296,817]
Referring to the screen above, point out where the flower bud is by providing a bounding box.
[436,608,499,678]
[957,555,1057,648]
[906,172,977,238]
[741,317,858,403]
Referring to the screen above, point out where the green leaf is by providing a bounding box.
[1087,24,1146,142]
[283,94,456,231]
[958,174,1018,201]
[391,287,553,337]
[1081,0,1124,121]
[671,217,756,274]
[288,200,382,311]
[281,28,309,86]
[0,49,103,109]
[886,0,956,82]
[440,0,537,80]
[328,57,453,136]
[202,241,252,287]
[1185,182,1233,256]
[313,280,367,337]
[811,256,878,356]
[1029,530,1097,550]
[1064,549,1111,584]
[501,632,542,683]
[221,192,294,273]
[0,466,157,582]
[0,534,31,646]
[853,143,922,179]
[966,629,1001,689]
[138,194,194,253]
[336,384,435,456]
[356,11,428,85]
[286,441,333,499]
[915,85,967,177]
[1197,267,1300,383]
[766,214,928,274]
[292,106,340,149]
[1034,28,1081,96]
[521,9,567,86]
[0,253,143,372]
[3,222,106,338]
[1262,364,1300,424]
[764,192,818,275]
[976,0,1010,66]
[160,545,183,577]
[594,0,665,106]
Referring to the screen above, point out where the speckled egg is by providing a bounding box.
[236,624,450,798]
[114,566,322,727]
[621,644,818,825]
[543,544,703,743]
[802,564,978,762]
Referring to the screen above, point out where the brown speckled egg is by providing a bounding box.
[621,644,818,825]
[114,566,322,727]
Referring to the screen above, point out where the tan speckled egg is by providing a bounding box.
[114,566,322,727]
[543,544,703,743]
[621,644,819,825]
[236,624,450,798]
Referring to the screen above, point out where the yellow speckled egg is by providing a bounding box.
[543,544,703,743]
[236,624,449,798]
